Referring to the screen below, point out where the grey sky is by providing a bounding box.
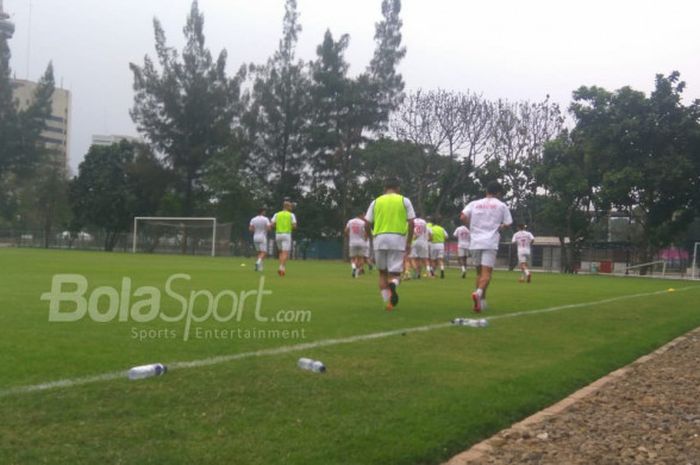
[5,0,700,173]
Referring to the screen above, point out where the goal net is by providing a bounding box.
[132,217,231,256]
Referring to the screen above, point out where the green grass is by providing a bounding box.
[1,248,699,464]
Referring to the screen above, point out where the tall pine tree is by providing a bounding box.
[308,0,406,233]
[0,34,54,180]
[245,0,310,203]
[130,1,244,218]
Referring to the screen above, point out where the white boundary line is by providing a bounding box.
[1,286,697,399]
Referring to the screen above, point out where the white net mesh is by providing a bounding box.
[133,218,231,256]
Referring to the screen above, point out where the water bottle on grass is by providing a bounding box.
[298,357,326,373]
[128,363,167,380]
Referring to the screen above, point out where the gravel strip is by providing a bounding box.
[447,327,700,465]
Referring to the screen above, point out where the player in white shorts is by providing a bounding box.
[365,178,415,311]
[249,208,271,271]
[270,201,297,277]
[460,181,513,313]
[512,224,535,283]
[429,222,448,279]
[345,213,369,278]
[453,224,471,278]
[409,217,431,278]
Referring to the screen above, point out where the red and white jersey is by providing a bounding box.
[462,197,513,250]
[512,230,535,255]
[453,225,471,249]
[346,218,367,247]
[412,218,431,245]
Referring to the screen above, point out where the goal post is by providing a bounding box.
[692,242,700,280]
[624,260,666,277]
[132,217,221,257]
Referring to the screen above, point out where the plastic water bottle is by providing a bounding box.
[128,363,167,380]
[298,357,326,373]
[452,318,486,327]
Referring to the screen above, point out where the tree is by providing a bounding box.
[0,44,59,234]
[367,0,406,129]
[570,72,700,265]
[244,0,310,203]
[536,132,596,272]
[307,0,406,234]
[70,142,168,251]
[307,29,356,230]
[130,0,244,219]
[0,55,55,180]
[22,155,71,248]
[391,89,492,216]
[491,96,564,225]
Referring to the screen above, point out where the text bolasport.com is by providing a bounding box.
[40,273,312,341]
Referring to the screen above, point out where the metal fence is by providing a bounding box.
[2,230,696,277]
[0,229,346,260]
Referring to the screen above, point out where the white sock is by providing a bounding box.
[352,263,356,270]
[526,270,531,276]
[475,288,483,298]
[440,265,444,271]
[381,289,390,302]
[461,266,465,272]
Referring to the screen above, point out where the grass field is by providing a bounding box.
[1,248,699,465]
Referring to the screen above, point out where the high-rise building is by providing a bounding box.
[12,79,72,170]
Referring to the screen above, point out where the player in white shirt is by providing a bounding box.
[512,224,535,283]
[345,214,369,278]
[365,178,416,311]
[460,181,513,313]
[453,225,471,278]
[249,208,271,271]
[409,216,432,279]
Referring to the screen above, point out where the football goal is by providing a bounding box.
[132,217,231,257]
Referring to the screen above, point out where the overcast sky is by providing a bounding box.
[4,0,700,173]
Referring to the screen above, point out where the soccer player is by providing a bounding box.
[270,200,297,277]
[249,208,271,271]
[430,222,449,279]
[460,181,513,312]
[512,224,535,283]
[410,216,432,278]
[365,178,415,311]
[453,224,471,278]
[345,213,369,278]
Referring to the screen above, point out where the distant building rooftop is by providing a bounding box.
[91,134,144,147]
